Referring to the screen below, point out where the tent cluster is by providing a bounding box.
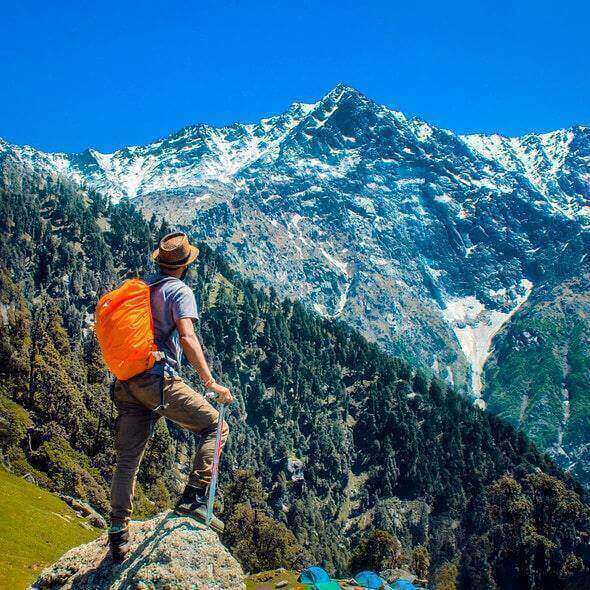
[297,566,417,590]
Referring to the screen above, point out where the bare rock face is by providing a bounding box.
[30,511,245,590]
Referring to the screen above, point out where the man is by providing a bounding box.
[109,232,232,562]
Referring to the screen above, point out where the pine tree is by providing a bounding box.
[349,529,402,574]
[411,545,431,580]
[434,563,458,590]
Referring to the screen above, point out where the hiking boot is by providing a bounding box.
[108,525,130,564]
[174,484,224,533]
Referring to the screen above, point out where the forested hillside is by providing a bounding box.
[484,277,590,483]
[1,157,589,589]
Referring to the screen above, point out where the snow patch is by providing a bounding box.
[446,366,455,387]
[334,281,351,317]
[441,279,533,394]
[434,193,454,205]
[432,355,440,374]
[356,196,376,213]
[319,248,349,276]
[555,386,571,455]
[194,193,212,205]
[412,121,433,141]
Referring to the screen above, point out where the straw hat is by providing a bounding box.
[151,232,199,269]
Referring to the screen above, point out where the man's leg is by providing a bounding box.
[130,375,229,486]
[110,381,155,558]
[128,374,229,529]
[164,378,229,488]
[164,378,229,531]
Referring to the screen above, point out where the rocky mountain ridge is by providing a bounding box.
[1,84,589,482]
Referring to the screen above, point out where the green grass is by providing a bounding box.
[246,569,308,589]
[0,467,101,589]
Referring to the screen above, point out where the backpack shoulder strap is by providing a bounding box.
[145,275,183,361]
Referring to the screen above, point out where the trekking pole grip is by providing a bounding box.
[205,391,220,403]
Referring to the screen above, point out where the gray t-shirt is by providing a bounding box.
[145,273,199,376]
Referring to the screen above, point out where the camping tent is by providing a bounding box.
[299,567,331,585]
[298,566,341,589]
[353,571,388,589]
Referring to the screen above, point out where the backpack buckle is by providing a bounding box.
[150,350,165,362]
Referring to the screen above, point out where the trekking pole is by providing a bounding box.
[205,391,227,529]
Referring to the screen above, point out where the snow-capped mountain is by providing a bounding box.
[1,84,589,481]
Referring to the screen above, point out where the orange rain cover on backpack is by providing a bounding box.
[95,279,157,380]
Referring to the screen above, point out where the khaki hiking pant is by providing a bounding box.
[110,373,229,527]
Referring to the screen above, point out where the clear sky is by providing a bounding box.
[1,0,588,153]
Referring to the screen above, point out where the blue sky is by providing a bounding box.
[1,0,588,153]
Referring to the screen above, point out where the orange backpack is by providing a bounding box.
[95,278,160,380]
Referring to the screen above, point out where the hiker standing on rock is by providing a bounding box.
[97,232,232,562]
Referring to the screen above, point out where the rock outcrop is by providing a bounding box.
[31,511,245,590]
[59,495,108,529]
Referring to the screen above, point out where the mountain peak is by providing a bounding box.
[323,82,367,103]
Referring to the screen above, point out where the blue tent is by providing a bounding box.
[353,570,388,589]
[299,566,331,585]
[391,581,416,590]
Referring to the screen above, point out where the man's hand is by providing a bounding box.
[209,381,234,404]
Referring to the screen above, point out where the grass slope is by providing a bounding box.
[246,569,307,589]
[0,468,101,589]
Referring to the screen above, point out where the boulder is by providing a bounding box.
[59,495,108,529]
[31,511,245,590]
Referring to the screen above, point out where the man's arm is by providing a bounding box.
[176,317,233,404]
